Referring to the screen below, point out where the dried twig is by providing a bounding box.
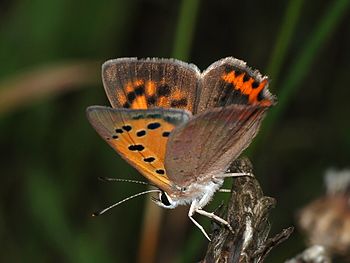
[201,157,293,263]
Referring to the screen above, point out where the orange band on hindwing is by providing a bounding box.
[222,71,272,106]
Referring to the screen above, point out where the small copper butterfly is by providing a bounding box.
[87,57,276,240]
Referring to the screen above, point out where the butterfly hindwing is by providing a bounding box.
[197,57,276,113]
[102,58,200,112]
[87,106,192,191]
[164,104,268,186]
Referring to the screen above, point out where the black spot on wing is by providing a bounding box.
[136,130,146,137]
[144,157,155,163]
[156,169,165,175]
[115,128,123,134]
[257,90,264,101]
[147,122,161,130]
[123,102,130,108]
[157,85,171,97]
[147,96,156,105]
[234,70,243,77]
[252,81,260,89]
[112,135,118,139]
[224,65,235,73]
[219,82,249,106]
[122,125,132,132]
[162,131,170,137]
[128,144,144,151]
[243,74,250,82]
[135,85,145,95]
[127,92,136,103]
[170,98,188,107]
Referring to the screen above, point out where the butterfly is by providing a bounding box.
[87,57,276,240]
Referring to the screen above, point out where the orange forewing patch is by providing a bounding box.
[105,118,175,191]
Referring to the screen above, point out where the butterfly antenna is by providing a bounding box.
[98,177,150,185]
[92,189,161,216]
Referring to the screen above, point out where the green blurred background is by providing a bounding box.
[1,0,349,262]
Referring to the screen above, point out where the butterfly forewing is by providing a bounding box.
[197,57,276,113]
[164,104,268,186]
[102,58,200,112]
[87,106,192,191]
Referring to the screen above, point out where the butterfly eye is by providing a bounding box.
[160,191,171,206]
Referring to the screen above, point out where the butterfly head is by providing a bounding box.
[153,185,196,208]
[152,190,178,209]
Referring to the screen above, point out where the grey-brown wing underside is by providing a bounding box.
[102,58,201,112]
[197,57,275,113]
[164,104,268,186]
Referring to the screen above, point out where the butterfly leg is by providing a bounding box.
[216,173,253,193]
[218,188,231,193]
[188,201,211,241]
[215,172,252,179]
[195,209,234,234]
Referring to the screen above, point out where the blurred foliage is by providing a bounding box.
[0,0,350,262]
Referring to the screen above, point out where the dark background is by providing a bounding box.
[1,0,349,262]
